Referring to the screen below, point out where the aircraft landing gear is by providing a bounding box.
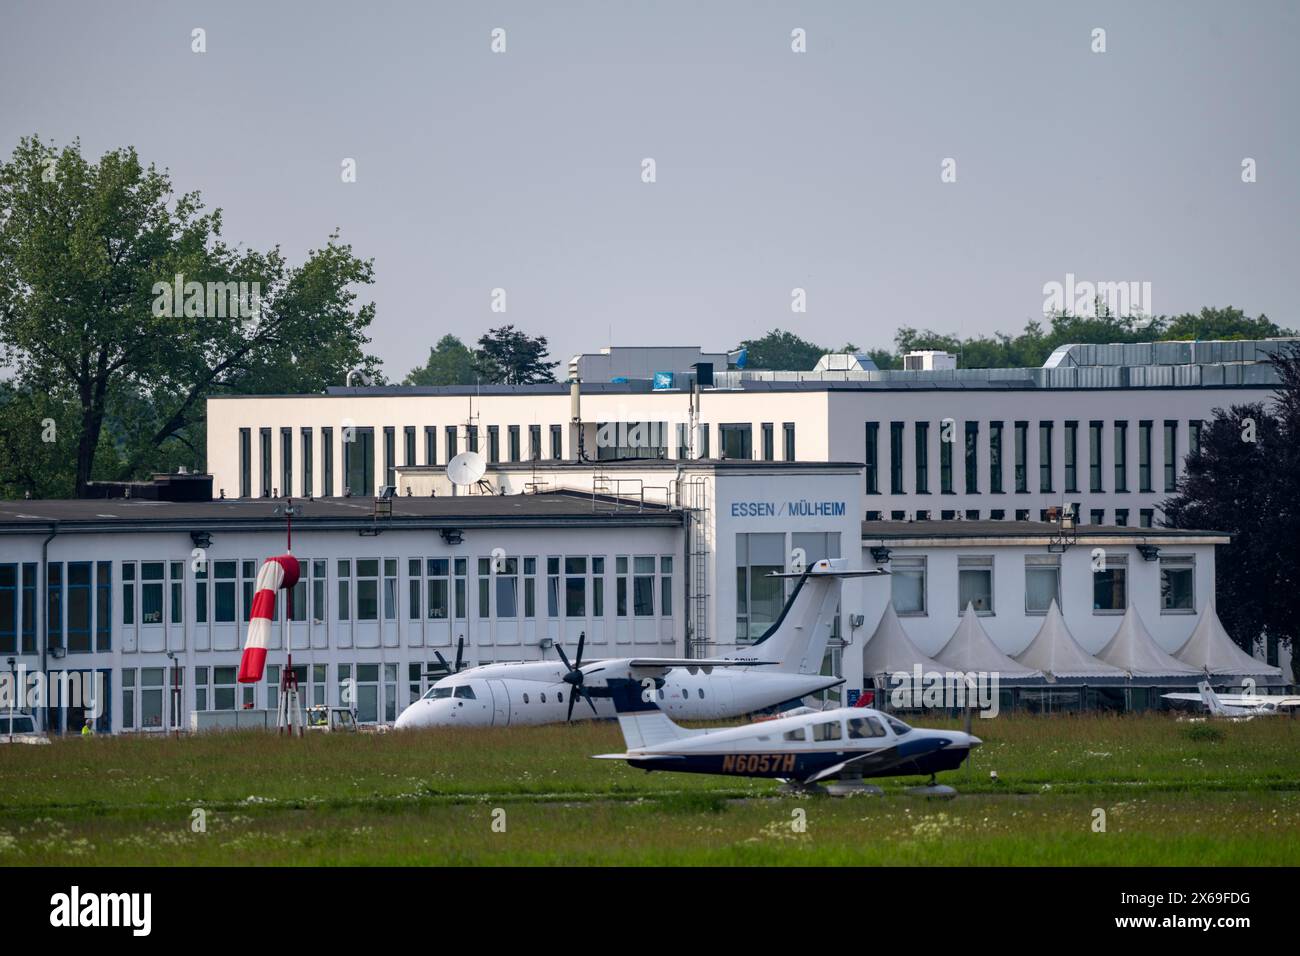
[903,774,958,799]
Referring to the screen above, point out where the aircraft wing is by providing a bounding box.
[802,737,948,785]
[1161,693,1204,703]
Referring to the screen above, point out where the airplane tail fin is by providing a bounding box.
[1198,680,1226,716]
[746,559,885,674]
[605,677,691,749]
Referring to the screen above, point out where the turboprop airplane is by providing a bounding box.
[1162,680,1300,719]
[593,676,982,795]
[393,559,884,728]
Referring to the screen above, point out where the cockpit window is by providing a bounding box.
[886,716,912,736]
[423,686,452,700]
[847,716,886,739]
[452,685,477,700]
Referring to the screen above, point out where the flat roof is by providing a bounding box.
[862,519,1229,545]
[398,458,865,472]
[0,491,682,535]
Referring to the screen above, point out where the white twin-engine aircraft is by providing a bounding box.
[393,559,885,728]
[1162,680,1300,719]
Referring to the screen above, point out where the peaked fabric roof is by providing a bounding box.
[936,604,1043,679]
[861,603,944,677]
[1097,606,1204,677]
[1013,600,1126,680]
[1174,598,1282,677]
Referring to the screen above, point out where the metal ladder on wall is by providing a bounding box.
[683,476,710,658]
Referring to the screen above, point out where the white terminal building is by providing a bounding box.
[1,339,1292,733]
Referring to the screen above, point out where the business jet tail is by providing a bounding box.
[744,560,887,674]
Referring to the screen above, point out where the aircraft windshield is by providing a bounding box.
[422,687,453,700]
[886,716,912,736]
[453,685,477,700]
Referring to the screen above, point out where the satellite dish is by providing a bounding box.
[446,451,487,486]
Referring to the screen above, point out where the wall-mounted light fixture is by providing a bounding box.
[1137,544,1161,562]
[440,528,464,546]
[190,530,212,549]
[870,546,892,563]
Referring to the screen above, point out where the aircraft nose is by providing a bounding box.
[394,701,428,730]
[968,735,983,748]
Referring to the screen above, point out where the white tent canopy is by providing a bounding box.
[1174,598,1283,678]
[1014,600,1126,681]
[936,604,1042,680]
[862,602,944,678]
[1097,606,1203,678]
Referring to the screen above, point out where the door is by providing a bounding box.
[487,680,511,726]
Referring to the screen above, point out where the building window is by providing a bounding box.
[1115,509,1129,526]
[939,423,953,494]
[487,425,500,463]
[964,421,979,493]
[1113,420,1128,492]
[1163,420,1178,492]
[1038,422,1053,493]
[864,422,879,493]
[762,422,775,461]
[1093,555,1127,612]
[1140,508,1154,528]
[1063,421,1078,492]
[281,427,293,497]
[523,557,537,618]
[425,558,450,620]
[1160,556,1195,612]
[301,428,314,497]
[891,557,926,616]
[344,427,375,496]
[1090,509,1105,526]
[336,559,351,621]
[65,562,92,652]
[890,422,905,494]
[719,423,752,460]
[632,556,655,616]
[989,421,1003,493]
[735,533,785,639]
[914,422,929,493]
[660,556,673,616]
[214,561,236,623]
[1089,421,1104,492]
[957,556,993,615]
[1138,421,1153,492]
[1189,419,1202,458]
[356,559,380,621]
[528,424,540,461]
[591,557,604,616]
[550,424,562,459]
[425,425,437,466]
[260,427,272,497]
[321,427,333,496]
[782,422,795,461]
[467,425,478,453]
[1013,421,1028,493]
[238,428,251,498]
[140,562,164,624]
[1015,509,1029,521]
[169,561,184,625]
[565,557,587,617]
[699,425,711,459]
[1025,556,1060,614]
[383,426,396,487]
[445,425,459,461]
[404,425,417,470]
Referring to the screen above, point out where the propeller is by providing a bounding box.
[554,632,599,722]
[428,636,466,678]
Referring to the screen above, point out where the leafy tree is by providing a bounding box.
[473,325,557,384]
[403,334,477,386]
[738,329,826,370]
[1162,342,1300,679]
[0,136,380,497]
[1163,306,1288,342]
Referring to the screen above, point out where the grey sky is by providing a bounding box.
[3,0,1297,379]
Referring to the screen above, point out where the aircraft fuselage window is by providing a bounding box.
[886,716,912,736]
[782,727,806,741]
[847,716,887,739]
[453,685,476,700]
[697,688,705,699]
[522,693,530,704]
[541,693,547,703]
[558,691,564,702]
[658,690,665,700]
[812,721,842,742]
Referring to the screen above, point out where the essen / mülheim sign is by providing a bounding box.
[730,500,847,518]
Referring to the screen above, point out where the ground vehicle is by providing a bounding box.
[305,706,358,732]
[0,713,51,744]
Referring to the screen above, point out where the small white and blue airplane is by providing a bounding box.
[394,559,884,729]
[593,675,983,793]
[1162,680,1300,720]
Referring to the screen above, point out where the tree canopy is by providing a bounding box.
[0,136,381,498]
[403,334,477,386]
[471,325,557,384]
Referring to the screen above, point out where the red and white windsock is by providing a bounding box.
[238,554,301,684]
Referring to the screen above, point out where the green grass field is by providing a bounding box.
[3,713,1298,865]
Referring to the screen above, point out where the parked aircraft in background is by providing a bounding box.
[1163,681,1300,719]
